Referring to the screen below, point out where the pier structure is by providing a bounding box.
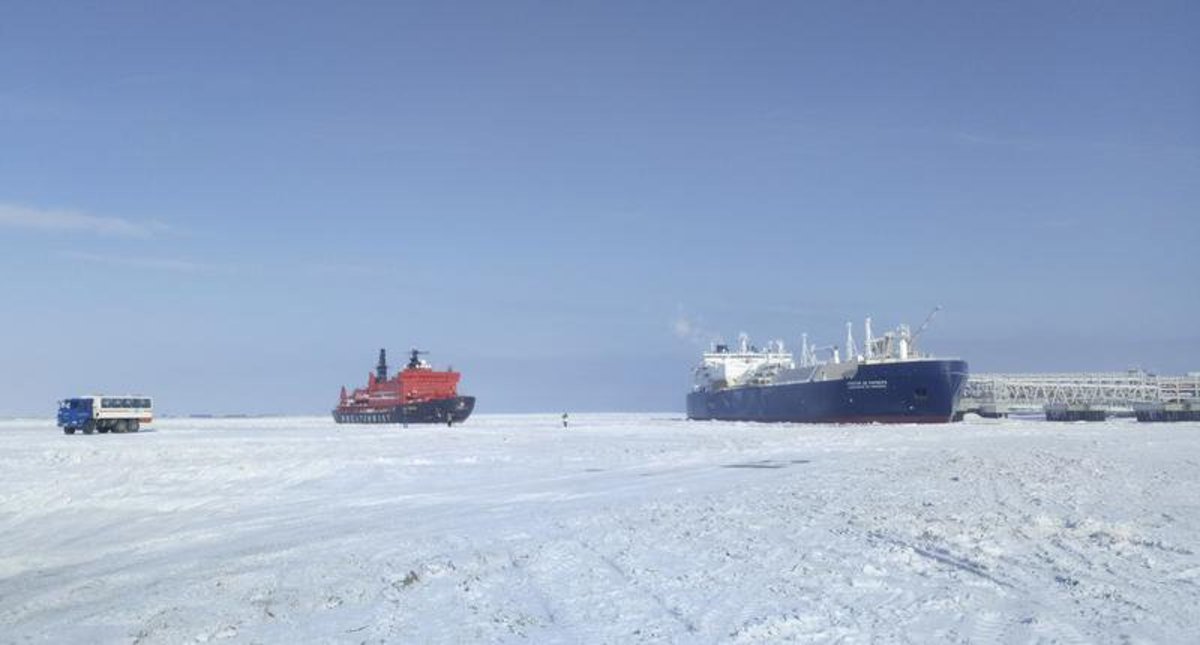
[960,371,1200,416]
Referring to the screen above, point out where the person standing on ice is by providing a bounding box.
[562,412,569,428]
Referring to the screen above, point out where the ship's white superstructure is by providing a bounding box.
[693,334,793,391]
[694,317,938,392]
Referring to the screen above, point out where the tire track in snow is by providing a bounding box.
[576,537,700,636]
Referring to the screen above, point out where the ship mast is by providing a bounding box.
[376,348,388,382]
[845,322,857,361]
[864,317,873,360]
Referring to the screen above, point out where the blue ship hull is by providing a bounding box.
[687,359,968,424]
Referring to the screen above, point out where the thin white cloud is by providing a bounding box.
[953,131,1043,150]
[0,92,77,120]
[951,130,1198,156]
[59,251,215,274]
[301,261,375,277]
[0,203,158,238]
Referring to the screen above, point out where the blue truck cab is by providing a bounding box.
[57,396,153,434]
[57,398,94,434]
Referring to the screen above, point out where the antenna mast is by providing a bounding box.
[376,349,388,381]
[845,322,857,360]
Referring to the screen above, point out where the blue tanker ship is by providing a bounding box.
[686,317,968,424]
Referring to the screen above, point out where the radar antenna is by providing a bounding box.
[407,348,429,369]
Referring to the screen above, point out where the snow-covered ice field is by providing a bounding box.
[2,414,1198,644]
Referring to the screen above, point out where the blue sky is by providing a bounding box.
[1,1,1197,415]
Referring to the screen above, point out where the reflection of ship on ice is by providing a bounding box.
[687,316,968,424]
[333,349,475,425]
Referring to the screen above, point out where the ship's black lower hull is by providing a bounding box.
[333,396,475,425]
[1135,406,1200,422]
[687,360,968,424]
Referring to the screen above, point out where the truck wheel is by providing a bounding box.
[64,427,75,435]
[99,424,110,434]
[130,420,140,433]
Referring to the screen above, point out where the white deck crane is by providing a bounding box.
[912,306,942,344]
